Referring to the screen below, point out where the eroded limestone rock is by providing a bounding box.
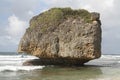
[18,8,102,65]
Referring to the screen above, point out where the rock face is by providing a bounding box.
[18,8,102,65]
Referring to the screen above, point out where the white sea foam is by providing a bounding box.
[0,55,39,60]
[117,61,120,63]
[101,55,120,59]
[0,55,44,72]
[0,66,44,72]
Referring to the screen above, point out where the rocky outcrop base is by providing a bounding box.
[23,58,89,66]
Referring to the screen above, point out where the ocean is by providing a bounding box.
[0,52,120,80]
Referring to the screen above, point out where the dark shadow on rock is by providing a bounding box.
[23,58,89,66]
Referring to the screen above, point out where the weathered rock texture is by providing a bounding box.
[18,8,102,65]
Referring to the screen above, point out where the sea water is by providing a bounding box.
[0,52,120,80]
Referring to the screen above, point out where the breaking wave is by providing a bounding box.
[0,54,44,72]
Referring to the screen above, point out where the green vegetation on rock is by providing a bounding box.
[29,7,92,31]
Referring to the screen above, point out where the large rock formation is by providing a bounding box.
[18,8,102,65]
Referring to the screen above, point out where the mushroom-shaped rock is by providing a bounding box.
[18,8,102,66]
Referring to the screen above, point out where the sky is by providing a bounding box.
[0,0,120,54]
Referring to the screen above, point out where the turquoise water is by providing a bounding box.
[0,52,120,80]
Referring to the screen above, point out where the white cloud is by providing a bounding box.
[6,15,28,44]
[0,0,38,51]
[7,15,27,36]
[0,14,28,52]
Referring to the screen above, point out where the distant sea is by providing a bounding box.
[0,52,120,80]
